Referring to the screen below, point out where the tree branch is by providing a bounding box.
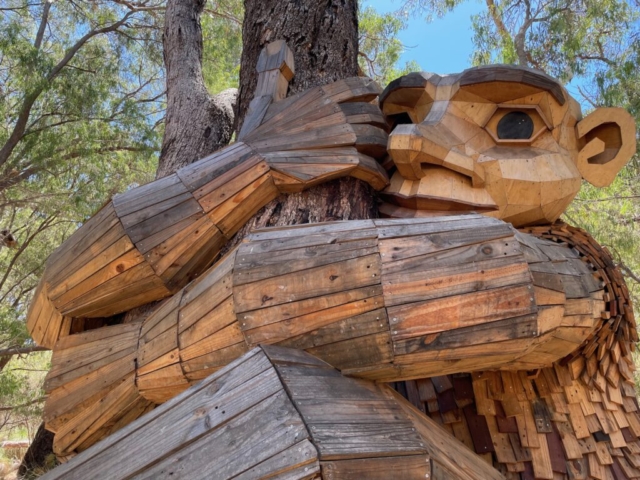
[0,9,137,169]
[0,397,46,412]
[34,1,52,50]
[0,346,49,358]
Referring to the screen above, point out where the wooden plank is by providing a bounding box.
[112,174,186,216]
[530,433,554,479]
[208,173,279,237]
[136,363,188,391]
[245,299,385,346]
[244,219,376,241]
[239,228,378,256]
[136,348,180,377]
[140,294,182,339]
[309,422,425,460]
[393,314,537,355]
[135,212,202,254]
[179,321,245,362]
[46,204,121,281]
[261,344,333,368]
[383,256,531,307]
[178,272,233,333]
[176,142,255,192]
[44,351,137,426]
[197,160,270,211]
[179,297,236,349]
[125,198,203,245]
[376,215,505,239]
[233,439,319,480]
[59,263,169,317]
[382,236,521,276]
[138,326,178,368]
[233,254,382,313]
[133,391,307,480]
[49,234,136,302]
[389,284,536,339]
[145,215,222,280]
[304,332,393,370]
[238,285,382,331]
[46,344,137,392]
[180,342,249,379]
[119,192,195,229]
[387,387,505,480]
[320,455,430,479]
[274,307,388,350]
[42,349,277,479]
[50,249,145,309]
[181,249,236,305]
[53,373,140,456]
[46,324,140,383]
[233,239,379,286]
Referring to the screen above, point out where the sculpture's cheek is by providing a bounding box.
[481,151,582,227]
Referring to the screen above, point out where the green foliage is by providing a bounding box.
[468,0,636,82]
[0,0,164,350]
[0,351,50,438]
[202,0,243,94]
[400,0,466,22]
[358,6,422,85]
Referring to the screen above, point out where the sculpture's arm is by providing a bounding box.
[26,41,389,348]
[133,215,604,391]
[43,215,607,457]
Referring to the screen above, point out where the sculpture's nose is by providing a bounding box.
[388,120,485,187]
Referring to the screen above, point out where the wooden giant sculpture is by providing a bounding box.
[31,42,639,479]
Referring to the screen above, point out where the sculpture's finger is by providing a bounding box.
[352,124,389,159]
[321,76,382,104]
[349,152,389,190]
[340,102,390,131]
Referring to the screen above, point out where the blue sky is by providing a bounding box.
[362,0,586,103]
[362,0,485,75]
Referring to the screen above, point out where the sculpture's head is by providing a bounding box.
[379,65,636,227]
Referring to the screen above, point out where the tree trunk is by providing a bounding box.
[157,0,237,178]
[18,423,56,477]
[229,0,377,248]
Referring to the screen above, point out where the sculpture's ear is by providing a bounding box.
[576,107,636,187]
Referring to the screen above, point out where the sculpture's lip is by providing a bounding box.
[380,190,499,212]
[381,166,499,213]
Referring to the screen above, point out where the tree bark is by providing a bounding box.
[229,0,377,248]
[18,423,56,477]
[157,0,237,178]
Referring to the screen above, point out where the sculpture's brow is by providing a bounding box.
[458,65,566,106]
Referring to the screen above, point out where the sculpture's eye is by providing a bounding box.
[497,111,534,139]
[483,106,551,145]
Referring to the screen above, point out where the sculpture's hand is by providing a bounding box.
[241,75,390,192]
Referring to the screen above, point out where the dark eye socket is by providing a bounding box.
[389,112,413,127]
[497,111,534,140]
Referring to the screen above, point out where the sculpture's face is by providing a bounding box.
[379,66,636,227]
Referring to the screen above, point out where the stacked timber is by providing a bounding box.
[399,365,640,479]
[397,221,640,479]
[25,45,388,349]
[43,322,154,458]
[41,346,505,480]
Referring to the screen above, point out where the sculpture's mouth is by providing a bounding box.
[381,165,498,214]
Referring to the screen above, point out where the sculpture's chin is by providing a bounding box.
[381,167,499,214]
